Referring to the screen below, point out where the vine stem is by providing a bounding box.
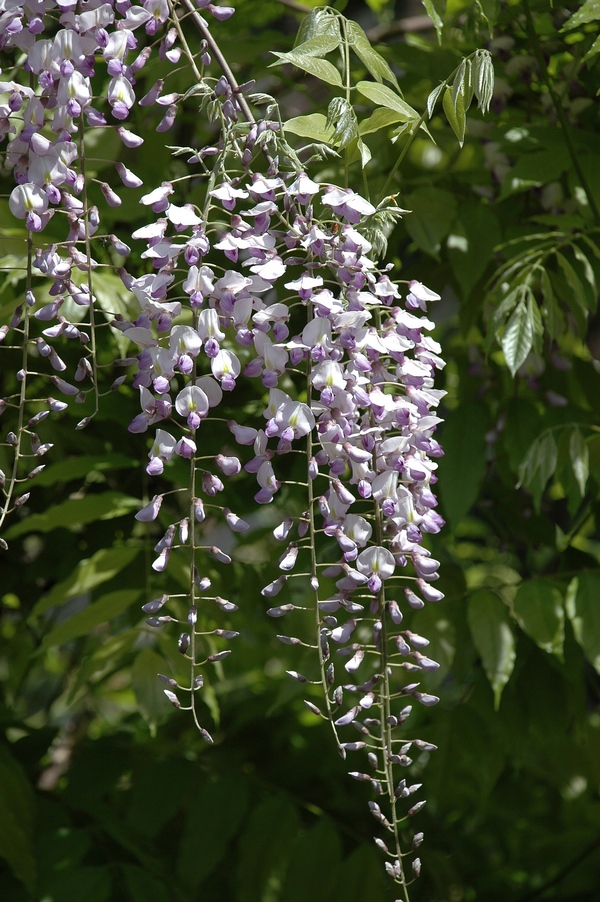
[304,308,344,753]
[522,0,600,225]
[0,234,33,535]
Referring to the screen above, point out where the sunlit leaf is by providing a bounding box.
[501,297,534,376]
[569,427,589,496]
[421,0,446,41]
[346,20,399,87]
[355,80,419,121]
[561,0,600,31]
[566,572,600,674]
[271,51,343,87]
[442,85,465,146]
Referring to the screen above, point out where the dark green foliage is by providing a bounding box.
[2,1,600,900]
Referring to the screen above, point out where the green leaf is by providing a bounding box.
[555,251,589,331]
[421,0,446,41]
[539,265,562,340]
[291,33,342,59]
[355,80,419,121]
[584,32,600,61]
[426,82,445,118]
[280,820,343,902]
[131,648,171,731]
[177,776,249,888]
[358,106,409,136]
[570,427,589,496]
[271,51,343,87]
[538,432,559,489]
[404,186,458,258]
[566,572,600,674]
[284,113,335,143]
[572,243,597,312]
[44,867,112,902]
[5,491,139,539]
[513,580,565,656]
[295,7,340,46]
[356,136,372,168]
[447,204,501,298]
[335,845,388,900]
[472,49,495,113]
[32,452,137,487]
[437,399,488,528]
[236,795,300,902]
[476,0,499,29]
[501,298,534,376]
[121,865,169,902]
[32,546,141,617]
[326,97,358,149]
[0,745,36,892]
[442,85,466,146]
[562,0,600,31]
[41,590,141,648]
[467,589,516,708]
[346,20,399,87]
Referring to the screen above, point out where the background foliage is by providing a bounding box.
[2,0,600,900]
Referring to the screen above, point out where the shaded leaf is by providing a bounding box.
[513,580,565,656]
[0,745,36,892]
[467,589,516,708]
[437,399,488,528]
[447,204,501,298]
[32,546,141,617]
[132,648,171,730]
[33,452,137,487]
[404,186,458,258]
[41,590,141,648]
[236,795,300,902]
[280,820,343,902]
[177,776,249,888]
[5,491,139,539]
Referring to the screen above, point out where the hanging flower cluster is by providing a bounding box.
[1,2,449,894]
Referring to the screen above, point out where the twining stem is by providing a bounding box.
[179,0,257,128]
[522,0,600,226]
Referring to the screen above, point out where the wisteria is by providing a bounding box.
[0,2,494,896]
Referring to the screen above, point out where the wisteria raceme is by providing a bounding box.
[0,2,460,895]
